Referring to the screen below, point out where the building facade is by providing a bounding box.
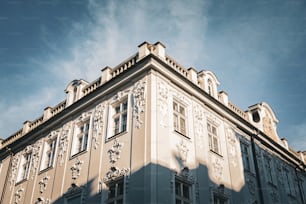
[0,42,305,204]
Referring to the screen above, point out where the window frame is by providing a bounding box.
[263,155,277,186]
[174,176,192,204]
[105,177,125,204]
[240,141,252,172]
[173,100,188,137]
[40,136,58,171]
[207,122,221,155]
[71,118,91,157]
[107,97,129,140]
[16,152,32,183]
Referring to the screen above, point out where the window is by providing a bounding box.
[207,123,220,154]
[213,194,228,204]
[240,142,251,171]
[112,100,128,136]
[264,156,276,185]
[175,178,192,204]
[67,195,81,204]
[284,169,296,196]
[17,153,32,182]
[72,120,90,156]
[173,101,187,136]
[207,79,214,96]
[41,138,57,170]
[106,178,124,204]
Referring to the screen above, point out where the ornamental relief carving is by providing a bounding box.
[35,197,50,204]
[14,186,24,204]
[10,154,20,188]
[226,128,238,167]
[93,103,105,149]
[58,122,71,166]
[211,157,223,182]
[177,139,189,166]
[132,79,146,129]
[39,174,50,194]
[246,177,256,195]
[270,187,279,203]
[103,138,129,182]
[71,157,84,183]
[193,104,205,148]
[158,81,169,127]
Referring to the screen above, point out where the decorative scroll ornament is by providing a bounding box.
[177,139,189,166]
[212,158,223,181]
[35,197,50,204]
[270,187,279,203]
[246,177,256,195]
[178,167,194,182]
[58,122,71,166]
[108,138,123,164]
[14,186,24,204]
[193,104,205,148]
[31,140,42,178]
[133,79,146,129]
[93,103,105,149]
[158,81,169,127]
[103,167,130,182]
[226,128,237,167]
[71,157,84,182]
[39,175,50,194]
[10,154,20,188]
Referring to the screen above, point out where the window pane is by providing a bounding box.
[176,199,181,204]
[117,181,124,196]
[213,137,219,153]
[173,102,178,111]
[179,106,185,115]
[180,118,186,134]
[173,114,179,131]
[109,184,116,198]
[123,101,128,111]
[182,184,189,199]
[114,117,120,134]
[175,182,181,196]
[115,106,120,114]
[117,199,123,204]
[122,113,127,132]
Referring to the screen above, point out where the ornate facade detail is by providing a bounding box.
[35,197,51,204]
[77,111,92,123]
[158,81,169,127]
[31,140,42,178]
[178,167,194,182]
[71,157,84,182]
[93,103,105,149]
[39,175,50,194]
[132,79,146,129]
[193,104,205,148]
[10,154,20,188]
[212,157,223,181]
[246,177,256,195]
[103,166,130,182]
[14,186,24,204]
[58,122,71,166]
[108,138,123,165]
[226,128,238,167]
[177,139,189,166]
[270,187,279,203]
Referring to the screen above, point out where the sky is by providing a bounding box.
[0,0,305,151]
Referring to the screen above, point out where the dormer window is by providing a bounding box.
[207,79,213,96]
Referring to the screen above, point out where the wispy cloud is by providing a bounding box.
[286,123,306,151]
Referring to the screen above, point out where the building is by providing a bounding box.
[0,42,305,204]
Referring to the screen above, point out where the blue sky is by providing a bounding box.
[0,0,305,151]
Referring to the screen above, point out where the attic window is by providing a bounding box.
[207,79,214,96]
[252,111,260,123]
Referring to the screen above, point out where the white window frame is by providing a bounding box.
[40,136,58,171]
[207,122,221,155]
[105,177,125,204]
[107,97,129,139]
[175,176,192,204]
[17,152,32,183]
[173,100,187,136]
[71,118,91,156]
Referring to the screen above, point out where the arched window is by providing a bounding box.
[207,79,214,96]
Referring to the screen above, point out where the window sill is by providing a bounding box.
[70,149,88,160]
[209,150,223,158]
[39,166,54,174]
[15,178,28,186]
[106,131,127,142]
[174,130,190,139]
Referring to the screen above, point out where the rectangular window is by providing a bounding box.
[264,156,275,185]
[175,178,192,204]
[173,101,187,136]
[41,138,57,170]
[17,153,32,182]
[240,142,251,171]
[213,194,228,204]
[112,100,128,136]
[106,178,124,204]
[72,120,90,156]
[207,123,220,155]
